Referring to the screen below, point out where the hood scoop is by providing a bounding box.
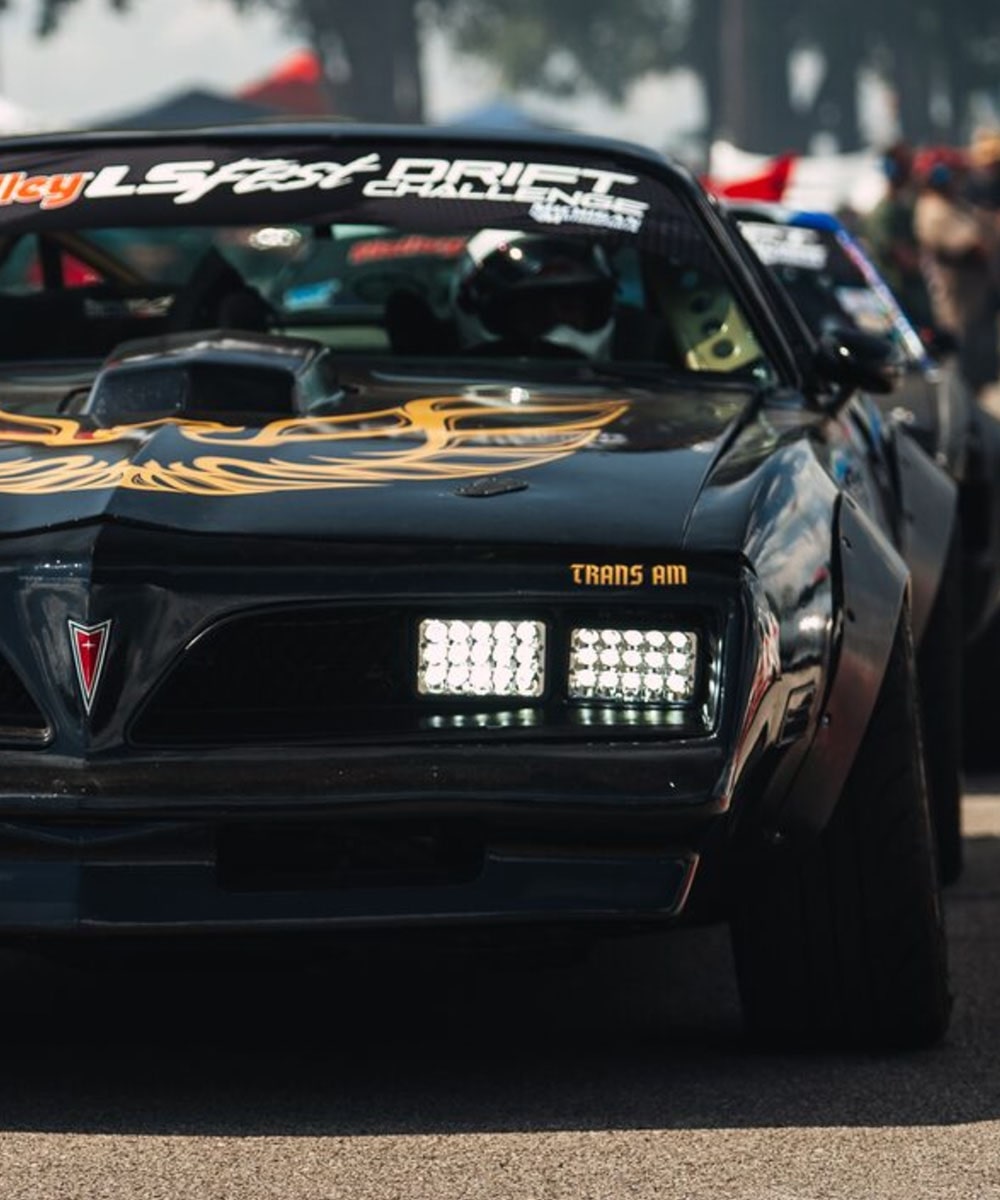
[82,331,325,427]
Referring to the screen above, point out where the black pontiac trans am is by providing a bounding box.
[0,125,959,1048]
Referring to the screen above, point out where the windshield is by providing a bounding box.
[737,218,926,367]
[0,140,775,401]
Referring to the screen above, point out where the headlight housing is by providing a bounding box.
[415,612,718,737]
[417,618,547,698]
[568,627,699,704]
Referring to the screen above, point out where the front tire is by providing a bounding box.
[731,615,951,1050]
[917,532,964,884]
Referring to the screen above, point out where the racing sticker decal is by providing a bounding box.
[0,154,649,231]
[833,287,896,335]
[0,155,382,211]
[0,171,90,210]
[0,396,628,497]
[738,221,829,270]
[85,154,383,204]
[363,158,649,233]
[347,235,467,264]
[68,619,112,714]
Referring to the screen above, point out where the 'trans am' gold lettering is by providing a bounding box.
[651,563,688,586]
[570,564,688,586]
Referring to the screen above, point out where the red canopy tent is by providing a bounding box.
[238,50,333,117]
[706,153,797,203]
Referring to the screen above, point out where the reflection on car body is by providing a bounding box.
[731,201,1000,763]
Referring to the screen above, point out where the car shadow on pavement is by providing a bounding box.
[1,825,999,1138]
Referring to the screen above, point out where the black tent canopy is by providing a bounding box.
[93,88,281,130]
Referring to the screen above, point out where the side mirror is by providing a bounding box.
[815,327,904,397]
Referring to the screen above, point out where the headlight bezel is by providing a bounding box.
[413,606,722,735]
[416,617,548,700]
[567,625,700,707]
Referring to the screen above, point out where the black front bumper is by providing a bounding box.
[0,742,725,935]
[0,820,696,935]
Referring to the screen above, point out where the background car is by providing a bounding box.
[729,199,1000,812]
[728,203,1000,636]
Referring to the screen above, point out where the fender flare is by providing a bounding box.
[894,429,958,644]
[776,495,909,839]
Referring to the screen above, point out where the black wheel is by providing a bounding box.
[963,611,1000,769]
[917,530,964,884]
[731,615,951,1050]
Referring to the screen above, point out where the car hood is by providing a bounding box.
[0,377,753,547]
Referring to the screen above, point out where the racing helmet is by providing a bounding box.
[454,230,617,358]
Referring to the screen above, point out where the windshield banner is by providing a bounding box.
[0,144,653,234]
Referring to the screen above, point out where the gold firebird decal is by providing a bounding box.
[0,396,628,497]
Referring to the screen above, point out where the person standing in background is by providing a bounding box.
[914,147,999,395]
[966,128,1000,212]
[965,128,1000,410]
[866,142,935,332]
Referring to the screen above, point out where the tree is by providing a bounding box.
[26,0,1000,148]
[843,0,1000,145]
[27,0,690,124]
[791,0,866,152]
[683,0,723,144]
[227,0,425,122]
[708,0,1000,154]
[716,0,800,152]
[437,0,688,104]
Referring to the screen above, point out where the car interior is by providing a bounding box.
[0,221,773,417]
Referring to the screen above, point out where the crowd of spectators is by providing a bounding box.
[865,128,1000,402]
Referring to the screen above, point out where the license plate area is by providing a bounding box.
[216,820,484,892]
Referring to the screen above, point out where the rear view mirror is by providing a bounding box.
[816,327,904,397]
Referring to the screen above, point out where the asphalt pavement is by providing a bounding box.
[3,784,1000,1198]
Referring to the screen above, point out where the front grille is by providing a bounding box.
[132,608,406,745]
[0,653,49,743]
[131,603,719,748]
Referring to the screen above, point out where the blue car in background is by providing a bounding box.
[730,206,994,568]
[730,202,1000,671]
[729,201,1000,879]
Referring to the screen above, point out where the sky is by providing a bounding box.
[0,0,504,125]
[1,0,320,125]
[0,0,703,152]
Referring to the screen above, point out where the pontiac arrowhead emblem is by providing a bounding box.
[68,619,112,714]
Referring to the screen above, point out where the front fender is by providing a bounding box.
[775,494,909,839]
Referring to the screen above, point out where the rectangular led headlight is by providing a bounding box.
[568,627,698,705]
[418,619,546,698]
